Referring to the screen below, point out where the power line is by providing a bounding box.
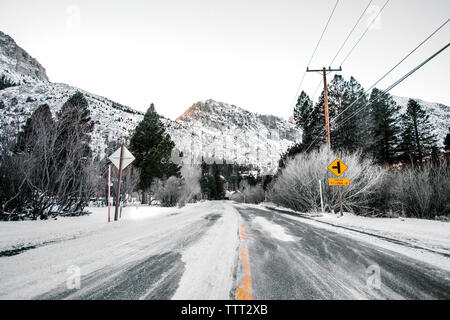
[308,0,373,110]
[339,0,390,66]
[332,18,450,125]
[307,0,340,68]
[335,42,450,130]
[330,0,374,66]
[304,41,450,152]
[288,0,340,117]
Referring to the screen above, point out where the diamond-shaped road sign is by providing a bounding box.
[109,146,135,170]
[328,158,348,177]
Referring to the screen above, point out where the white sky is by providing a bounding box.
[0,0,449,120]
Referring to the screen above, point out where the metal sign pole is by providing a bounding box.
[319,179,324,213]
[108,164,111,222]
[114,143,124,221]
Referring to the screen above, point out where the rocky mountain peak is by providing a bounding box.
[0,30,49,85]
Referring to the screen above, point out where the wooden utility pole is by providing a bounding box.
[306,66,342,146]
[114,143,124,221]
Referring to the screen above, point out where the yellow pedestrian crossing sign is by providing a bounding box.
[328,158,348,177]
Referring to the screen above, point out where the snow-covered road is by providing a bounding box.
[0,201,449,299]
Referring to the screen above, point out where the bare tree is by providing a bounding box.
[178,164,201,207]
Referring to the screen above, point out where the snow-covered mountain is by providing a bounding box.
[168,99,302,172]
[0,30,448,172]
[0,31,49,85]
[392,96,449,146]
[0,82,143,159]
[0,32,301,171]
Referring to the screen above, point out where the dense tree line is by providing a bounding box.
[292,74,440,166]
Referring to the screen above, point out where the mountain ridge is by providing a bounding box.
[0,31,49,85]
[0,30,448,172]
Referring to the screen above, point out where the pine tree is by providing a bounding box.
[16,104,53,153]
[399,99,438,165]
[366,88,401,164]
[129,103,179,192]
[444,127,450,154]
[293,91,313,128]
[56,91,93,164]
[212,162,225,200]
[330,76,369,152]
[206,175,217,200]
[293,91,322,148]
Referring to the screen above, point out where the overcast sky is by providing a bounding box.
[0,0,449,119]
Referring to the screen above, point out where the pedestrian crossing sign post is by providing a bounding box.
[327,158,349,217]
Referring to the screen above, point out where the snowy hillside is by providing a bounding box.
[0,30,448,171]
[0,31,49,85]
[169,99,302,173]
[0,82,143,159]
[392,96,450,146]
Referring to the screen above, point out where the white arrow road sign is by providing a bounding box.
[109,146,135,170]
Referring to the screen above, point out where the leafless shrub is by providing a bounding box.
[267,146,387,215]
[390,159,449,218]
[150,176,182,207]
[178,164,201,207]
[0,102,99,220]
[230,180,265,204]
[109,164,141,203]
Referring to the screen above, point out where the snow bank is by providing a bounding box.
[315,213,450,257]
[0,205,175,253]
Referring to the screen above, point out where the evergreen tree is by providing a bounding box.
[206,175,217,200]
[56,91,93,164]
[294,91,322,148]
[366,88,401,164]
[293,91,313,128]
[55,91,94,212]
[444,127,450,154]
[16,104,53,153]
[129,104,180,192]
[330,76,369,152]
[398,99,438,165]
[212,162,225,200]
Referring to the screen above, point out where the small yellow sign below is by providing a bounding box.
[329,178,350,186]
[328,158,348,177]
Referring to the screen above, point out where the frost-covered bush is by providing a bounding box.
[150,176,182,207]
[390,160,449,218]
[230,180,265,204]
[177,164,202,207]
[267,146,387,215]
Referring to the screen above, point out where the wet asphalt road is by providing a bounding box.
[235,205,450,299]
[31,203,450,300]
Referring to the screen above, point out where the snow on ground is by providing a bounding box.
[0,205,175,253]
[252,216,295,242]
[0,202,238,299]
[172,202,239,299]
[253,203,450,271]
[314,213,450,256]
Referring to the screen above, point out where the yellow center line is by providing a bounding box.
[235,216,253,300]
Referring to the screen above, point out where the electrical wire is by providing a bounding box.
[288,0,340,117]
